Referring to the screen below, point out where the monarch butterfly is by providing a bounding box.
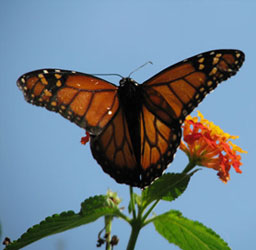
[17,49,244,188]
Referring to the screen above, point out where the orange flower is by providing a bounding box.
[180,111,247,183]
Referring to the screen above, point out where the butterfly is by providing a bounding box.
[17,49,245,188]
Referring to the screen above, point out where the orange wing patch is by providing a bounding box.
[57,88,78,104]
[141,106,169,168]
[66,75,115,90]
[185,72,206,88]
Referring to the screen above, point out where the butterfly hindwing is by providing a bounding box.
[139,105,181,186]
[90,107,141,186]
[17,69,119,135]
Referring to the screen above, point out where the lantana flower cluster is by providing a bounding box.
[180,111,247,183]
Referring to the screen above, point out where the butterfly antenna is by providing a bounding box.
[92,73,123,78]
[128,61,153,78]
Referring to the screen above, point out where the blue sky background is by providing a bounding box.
[1,0,255,249]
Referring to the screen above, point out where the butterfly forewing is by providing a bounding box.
[17,69,119,135]
[143,49,245,124]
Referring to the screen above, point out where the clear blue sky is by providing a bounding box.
[1,1,255,249]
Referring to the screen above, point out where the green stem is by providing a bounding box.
[141,199,159,224]
[105,215,113,250]
[182,160,197,174]
[126,221,141,250]
[126,188,143,250]
[117,212,131,223]
[129,186,136,219]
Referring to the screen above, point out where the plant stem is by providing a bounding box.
[142,199,159,225]
[105,215,113,250]
[126,187,141,250]
[129,186,136,219]
[182,161,196,174]
[126,221,141,250]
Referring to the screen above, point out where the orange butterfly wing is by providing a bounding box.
[17,69,119,135]
[137,50,245,185]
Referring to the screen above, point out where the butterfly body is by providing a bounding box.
[17,49,245,187]
[118,78,143,164]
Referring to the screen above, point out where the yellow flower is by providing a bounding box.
[180,111,247,183]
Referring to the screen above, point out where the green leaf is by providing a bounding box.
[153,210,230,250]
[80,194,119,215]
[5,195,122,250]
[141,173,193,208]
